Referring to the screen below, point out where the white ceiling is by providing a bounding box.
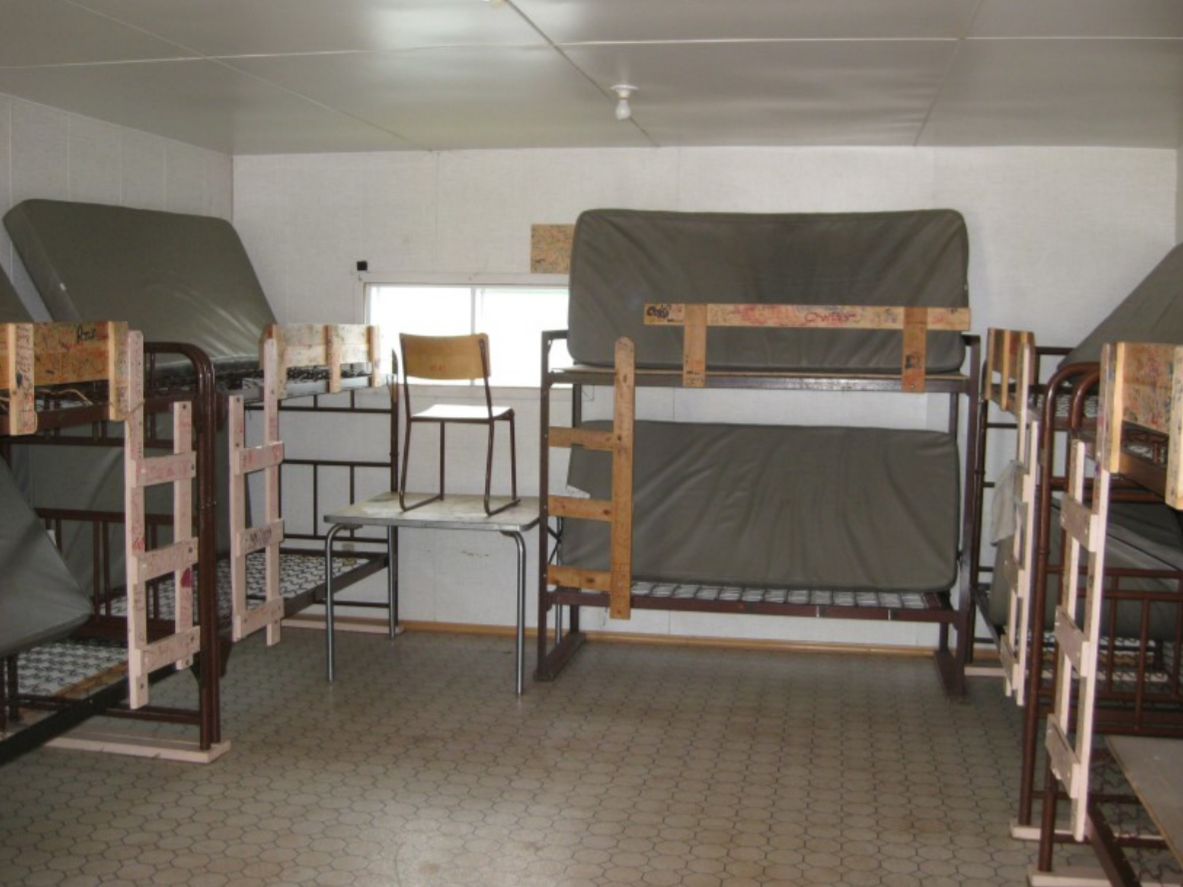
[0,0,1181,155]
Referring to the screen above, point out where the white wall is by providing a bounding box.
[0,93,233,318]
[235,146,1177,649]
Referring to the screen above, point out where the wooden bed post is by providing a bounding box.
[4,324,36,435]
[609,337,635,619]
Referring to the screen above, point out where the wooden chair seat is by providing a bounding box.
[412,403,513,422]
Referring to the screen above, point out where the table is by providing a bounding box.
[323,493,540,695]
[1089,736,1183,885]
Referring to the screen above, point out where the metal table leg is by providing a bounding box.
[503,530,526,696]
[388,526,399,639]
[324,523,345,682]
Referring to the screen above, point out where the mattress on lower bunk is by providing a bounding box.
[563,421,960,592]
[568,208,969,373]
[0,460,91,658]
[989,500,1183,640]
[3,199,276,363]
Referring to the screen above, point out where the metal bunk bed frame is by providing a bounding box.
[0,323,224,765]
[537,306,982,696]
[971,332,1183,843]
[1033,341,1183,884]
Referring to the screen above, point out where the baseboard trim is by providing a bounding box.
[285,615,937,658]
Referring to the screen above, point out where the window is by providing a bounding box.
[366,284,572,386]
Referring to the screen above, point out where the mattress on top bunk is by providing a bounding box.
[564,421,960,592]
[1061,240,1183,369]
[567,208,969,373]
[0,459,91,658]
[3,199,276,363]
[990,500,1183,641]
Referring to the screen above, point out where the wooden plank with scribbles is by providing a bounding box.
[643,303,970,391]
[0,321,130,434]
[262,323,381,398]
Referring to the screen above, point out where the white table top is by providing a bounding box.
[325,492,540,533]
[1107,736,1183,865]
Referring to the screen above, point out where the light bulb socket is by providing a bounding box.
[611,84,637,122]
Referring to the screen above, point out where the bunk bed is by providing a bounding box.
[538,208,980,695]
[3,200,394,651]
[1033,340,1183,886]
[0,264,225,763]
[971,241,1183,839]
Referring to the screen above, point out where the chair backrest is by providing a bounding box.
[400,333,491,383]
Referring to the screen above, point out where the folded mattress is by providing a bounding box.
[567,208,969,373]
[4,199,275,362]
[563,421,960,592]
[1061,240,1183,368]
[0,459,91,658]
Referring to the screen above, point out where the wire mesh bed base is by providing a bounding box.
[14,552,374,699]
[92,550,383,626]
[550,581,954,622]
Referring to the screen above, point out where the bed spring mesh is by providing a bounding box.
[7,553,365,700]
[630,582,945,610]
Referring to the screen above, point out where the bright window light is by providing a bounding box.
[366,284,572,386]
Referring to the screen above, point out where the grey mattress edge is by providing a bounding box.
[563,421,960,592]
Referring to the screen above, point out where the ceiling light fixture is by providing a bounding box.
[612,84,637,122]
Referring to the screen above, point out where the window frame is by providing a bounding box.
[360,271,570,390]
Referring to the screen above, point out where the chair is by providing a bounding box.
[398,333,519,516]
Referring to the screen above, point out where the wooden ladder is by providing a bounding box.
[124,329,202,710]
[228,323,383,644]
[985,328,1040,705]
[546,337,636,619]
[1045,340,1183,840]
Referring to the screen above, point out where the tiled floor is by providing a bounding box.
[2,630,1039,886]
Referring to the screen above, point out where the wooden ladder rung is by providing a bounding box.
[548,496,613,521]
[1054,607,1090,676]
[1000,549,1020,589]
[134,627,202,675]
[1045,718,1082,798]
[234,599,285,642]
[548,565,612,592]
[134,453,196,488]
[234,520,285,558]
[549,427,614,451]
[132,539,198,585]
[1060,494,1098,551]
[236,441,284,475]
